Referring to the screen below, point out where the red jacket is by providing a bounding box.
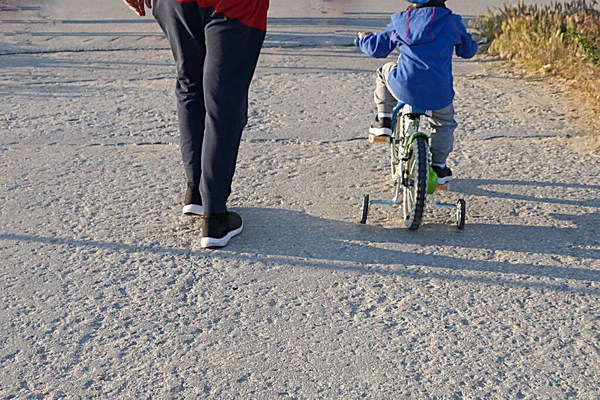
[178,0,269,30]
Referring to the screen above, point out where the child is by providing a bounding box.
[356,0,477,184]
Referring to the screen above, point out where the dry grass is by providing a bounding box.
[472,0,600,129]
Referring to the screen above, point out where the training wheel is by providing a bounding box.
[360,194,369,224]
[456,198,466,230]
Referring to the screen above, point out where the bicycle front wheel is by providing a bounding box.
[403,136,428,230]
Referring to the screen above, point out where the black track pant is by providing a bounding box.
[153,0,266,213]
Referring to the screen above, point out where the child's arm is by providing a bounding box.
[356,25,399,59]
[451,16,478,59]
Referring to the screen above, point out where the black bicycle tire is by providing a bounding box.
[360,194,369,224]
[456,198,466,230]
[403,136,428,230]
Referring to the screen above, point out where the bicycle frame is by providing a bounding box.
[371,102,420,206]
[370,102,456,208]
[361,103,467,229]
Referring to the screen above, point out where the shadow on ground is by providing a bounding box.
[2,204,598,295]
[452,179,600,208]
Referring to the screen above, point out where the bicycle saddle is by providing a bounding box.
[401,105,433,118]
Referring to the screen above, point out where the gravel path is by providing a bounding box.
[1,1,599,398]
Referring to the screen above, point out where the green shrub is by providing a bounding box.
[472,0,600,116]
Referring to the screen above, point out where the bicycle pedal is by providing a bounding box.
[368,134,391,144]
[436,184,449,191]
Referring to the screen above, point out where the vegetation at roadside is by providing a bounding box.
[472,0,600,121]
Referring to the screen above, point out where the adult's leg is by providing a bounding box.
[201,14,266,213]
[153,0,207,184]
[428,103,457,165]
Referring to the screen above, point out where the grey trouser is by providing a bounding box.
[375,62,457,165]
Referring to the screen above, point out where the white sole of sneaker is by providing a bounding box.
[200,224,243,249]
[437,176,454,185]
[182,204,204,215]
[369,127,392,136]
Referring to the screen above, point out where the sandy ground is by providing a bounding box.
[1,0,600,398]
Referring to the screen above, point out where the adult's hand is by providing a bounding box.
[123,0,152,17]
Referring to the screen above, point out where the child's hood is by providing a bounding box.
[391,7,453,45]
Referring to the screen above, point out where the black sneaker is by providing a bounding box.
[200,211,243,249]
[182,182,204,215]
[369,116,392,136]
[431,165,453,185]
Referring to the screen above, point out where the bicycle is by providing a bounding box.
[360,102,466,230]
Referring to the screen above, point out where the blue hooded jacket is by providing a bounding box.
[358,7,477,110]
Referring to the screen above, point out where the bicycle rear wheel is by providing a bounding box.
[390,139,400,181]
[390,114,403,181]
[403,136,428,230]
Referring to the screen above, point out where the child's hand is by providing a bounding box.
[358,31,373,39]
